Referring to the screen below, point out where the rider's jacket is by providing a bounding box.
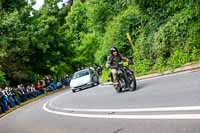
[106,54,126,69]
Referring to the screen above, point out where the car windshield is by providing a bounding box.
[72,70,90,79]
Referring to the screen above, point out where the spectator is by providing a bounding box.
[26,86,34,99]
[0,88,7,113]
[44,76,57,91]
[44,76,50,87]
[47,81,57,91]
[4,87,15,108]
[1,88,9,111]
[41,79,46,88]
[17,84,27,102]
[0,75,70,114]
[36,80,44,94]
[8,87,20,106]
[56,81,63,89]
[30,84,41,96]
[63,74,71,86]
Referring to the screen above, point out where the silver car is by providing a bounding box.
[70,69,99,93]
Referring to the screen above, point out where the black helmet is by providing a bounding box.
[111,47,118,54]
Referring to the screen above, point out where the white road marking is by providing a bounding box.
[48,91,71,107]
[43,102,200,119]
[47,105,200,113]
[43,71,200,119]
[48,87,200,113]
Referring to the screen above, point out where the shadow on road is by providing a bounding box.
[135,81,151,91]
[119,81,150,93]
[113,128,125,133]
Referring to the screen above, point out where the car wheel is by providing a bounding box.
[91,79,95,86]
[92,82,96,86]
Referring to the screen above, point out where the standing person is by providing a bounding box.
[106,47,128,85]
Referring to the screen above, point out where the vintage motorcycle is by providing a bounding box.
[110,60,137,92]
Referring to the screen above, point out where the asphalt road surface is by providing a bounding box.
[0,71,200,133]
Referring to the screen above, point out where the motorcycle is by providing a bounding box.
[110,60,137,92]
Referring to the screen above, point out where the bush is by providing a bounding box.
[191,48,200,61]
[101,68,111,83]
[95,5,146,63]
[154,57,167,73]
[134,59,152,75]
[0,69,7,86]
[168,49,190,69]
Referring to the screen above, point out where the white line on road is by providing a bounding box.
[48,105,200,113]
[48,89,200,113]
[43,102,200,119]
[43,70,200,119]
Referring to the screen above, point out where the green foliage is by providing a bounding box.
[0,0,28,11]
[78,32,101,65]
[65,1,88,45]
[101,68,111,82]
[191,48,200,61]
[50,63,72,81]
[0,69,7,86]
[95,5,146,63]
[168,49,190,69]
[134,59,152,75]
[135,0,170,11]
[86,0,109,33]
[0,0,199,85]
[153,5,199,58]
[154,57,167,72]
[0,0,73,85]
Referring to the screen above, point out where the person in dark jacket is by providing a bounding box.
[106,47,128,84]
[0,88,6,113]
[0,87,9,112]
[17,84,27,102]
[4,87,16,108]
[9,87,20,105]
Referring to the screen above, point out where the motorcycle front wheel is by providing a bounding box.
[115,76,126,93]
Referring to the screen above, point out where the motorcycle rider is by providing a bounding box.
[106,47,128,85]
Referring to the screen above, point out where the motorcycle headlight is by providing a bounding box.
[123,61,129,67]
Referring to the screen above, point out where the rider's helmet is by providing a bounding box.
[111,47,118,54]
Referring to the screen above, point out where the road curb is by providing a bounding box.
[102,63,200,85]
[136,63,200,80]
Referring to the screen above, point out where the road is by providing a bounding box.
[0,71,200,133]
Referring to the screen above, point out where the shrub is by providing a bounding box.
[0,69,7,86]
[168,49,190,69]
[101,68,111,83]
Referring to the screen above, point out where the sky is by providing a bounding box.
[33,0,69,10]
[33,0,44,10]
